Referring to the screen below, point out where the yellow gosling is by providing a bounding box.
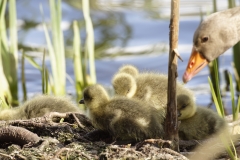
[80,84,165,141]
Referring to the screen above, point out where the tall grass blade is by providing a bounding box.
[228,0,236,8]
[229,0,240,95]
[73,21,84,99]
[0,0,8,53]
[49,0,66,95]
[208,77,224,117]
[9,0,18,60]
[82,0,96,84]
[0,0,12,106]
[213,0,217,12]
[228,71,238,120]
[231,62,240,91]
[209,60,238,159]
[8,0,18,105]
[24,52,50,94]
[24,54,42,70]
[0,37,11,108]
[233,43,240,91]
[42,50,49,94]
[21,50,27,101]
[40,1,66,95]
[236,96,240,119]
[213,60,225,113]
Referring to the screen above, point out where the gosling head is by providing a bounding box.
[112,73,137,98]
[80,84,109,110]
[118,65,139,77]
[177,94,196,120]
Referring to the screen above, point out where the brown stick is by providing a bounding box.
[164,0,180,151]
[0,126,41,146]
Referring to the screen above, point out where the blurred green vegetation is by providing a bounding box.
[208,60,239,159]
[0,0,97,108]
[229,0,240,92]
[0,0,18,106]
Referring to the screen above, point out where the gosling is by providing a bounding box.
[0,95,81,120]
[118,64,139,77]
[177,92,227,140]
[80,84,165,141]
[112,69,176,111]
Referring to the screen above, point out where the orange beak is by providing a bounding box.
[182,47,208,83]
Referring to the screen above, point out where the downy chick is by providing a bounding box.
[118,64,139,77]
[112,73,137,98]
[177,91,227,140]
[0,95,81,120]
[112,68,175,111]
[80,84,165,141]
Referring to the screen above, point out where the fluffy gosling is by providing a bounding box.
[118,64,139,77]
[177,93,227,140]
[0,95,80,120]
[112,68,176,111]
[80,84,165,141]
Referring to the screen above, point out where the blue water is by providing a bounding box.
[15,0,237,114]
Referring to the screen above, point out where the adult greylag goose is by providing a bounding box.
[183,6,240,83]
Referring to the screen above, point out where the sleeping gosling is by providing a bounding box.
[177,92,227,140]
[0,95,81,120]
[80,84,165,141]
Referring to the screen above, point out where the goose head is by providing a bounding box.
[183,7,240,83]
[177,94,196,120]
[112,73,137,98]
[80,84,109,110]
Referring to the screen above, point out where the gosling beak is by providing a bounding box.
[182,47,208,83]
[177,110,181,117]
[79,99,85,104]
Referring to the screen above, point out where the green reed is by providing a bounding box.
[21,50,27,101]
[226,0,240,93]
[208,59,239,159]
[41,0,66,95]
[0,0,18,106]
[82,0,96,84]
[0,0,97,106]
[73,21,85,100]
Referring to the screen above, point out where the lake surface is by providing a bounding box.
[15,0,239,114]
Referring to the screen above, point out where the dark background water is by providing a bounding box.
[14,0,240,114]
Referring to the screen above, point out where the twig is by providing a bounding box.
[72,113,90,132]
[161,148,187,159]
[15,154,27,160]
[165,0,180,151]
[0,152,14,159]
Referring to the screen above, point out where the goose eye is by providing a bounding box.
[181,105,187,109]
[201,36,209,43]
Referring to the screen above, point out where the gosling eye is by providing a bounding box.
[181,105,187,109]
[201,36,209,43]
[84,93,92,101]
